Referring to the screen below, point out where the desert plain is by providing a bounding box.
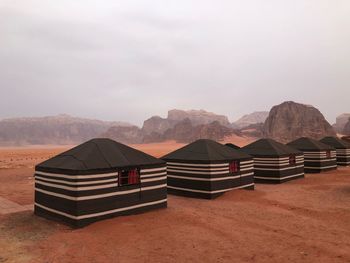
[0,140,350,263]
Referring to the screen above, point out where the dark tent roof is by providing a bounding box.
[287,137,335,151]
[36,138,164,173]
[225,143,241,150]
[162,139,251,163]
[241,138,302,157]
[320,136,350,149]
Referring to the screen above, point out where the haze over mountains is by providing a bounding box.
[0,102,348,146]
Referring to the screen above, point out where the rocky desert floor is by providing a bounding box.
[0,142,350,263]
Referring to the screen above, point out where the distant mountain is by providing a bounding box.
[263,101,336,143]
[0,114,132,146]
[142,116,177,135]
[233,111,269,129]
[333,113,350,133]
[167,109,231,126]
[141,109,231,136]
[239,123,264,138]
[101,125,143,144]
[343,119,350,135]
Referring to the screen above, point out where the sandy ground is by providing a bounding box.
[0,143,350,263]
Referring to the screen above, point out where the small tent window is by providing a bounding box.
[289,155,296,165]
[229,161,240,173]
[326,150,331,158]
[119,169,140,186]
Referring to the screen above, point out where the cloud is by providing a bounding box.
[0,0,349,125]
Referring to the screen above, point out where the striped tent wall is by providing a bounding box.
[335,148,350,166]
[253,154,304,183]
[166,159,254,199]
[303,150,337,173]
[34,165,167,227]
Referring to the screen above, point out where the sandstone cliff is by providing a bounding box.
[233,111,269,129]
[333,113,350,133]
[0,114,131,146]
[263,101,335,143]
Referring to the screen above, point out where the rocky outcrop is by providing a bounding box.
[263,101,336,143]
[141,109,232,141]
[239,123,264,138]
[101,125,143,144]
[141,116,177,135]
[0,114,132,146]
[167,109,231,127]
[343,119,350,135]
[233,111,269,129]
[163,119,236,143]
[333,113,350,133]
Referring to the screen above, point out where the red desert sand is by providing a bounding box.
[0,140,350,263]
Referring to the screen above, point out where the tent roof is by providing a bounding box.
[162,139,251,162]
[287,137,335,151]
[320,136,350,149]
[225,143,241,150]
[241,138,302,157]
[36,138,164,173]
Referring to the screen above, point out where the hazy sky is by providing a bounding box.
[1,0,349,126]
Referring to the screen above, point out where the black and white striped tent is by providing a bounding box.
[162,139,254,199]
[241,138,304,183]
[320,137,350,166]
[287,137,337,173]
[34,138,167,227]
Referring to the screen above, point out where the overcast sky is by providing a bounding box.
[1,0,349,126]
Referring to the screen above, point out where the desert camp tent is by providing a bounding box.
[34,138,167,227]
[225,143,241,150]
[287,137,337,173]
[241,138,304,183]
[162,139,254,199]
[320,137,350,166]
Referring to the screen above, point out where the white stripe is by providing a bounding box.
[254,165,304,171]
[304,165,337,170]
[166,162,229,168]
[240,160,254,165]
[141,176,167,183]
[35,184,167,201]
[253,161,303,167]
[168,172,254,182]
[35,171,119,179]
[305,158,336,162]
[141,167,166,173]
[241,172,254,177]
[166,165,228,171]
[140,171,167,178]
[240,167,254,172]
[253,157,289,161]
[35,176,117,186]
[35,180,118,191]
[167,183,254,194]
[337,161,350,165]
[168,174,240,181]
[35,198,167,220]
[254,173,304,180]
[167,169,229,175]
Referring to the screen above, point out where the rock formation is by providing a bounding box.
[101,125,143,144]
[343,118,350,135]
[333,113,350,133]
[233,111,269,129]
[167,109,231,127]
[263,101,336,143]
[141,116,177,135]
[0,114,131,146]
